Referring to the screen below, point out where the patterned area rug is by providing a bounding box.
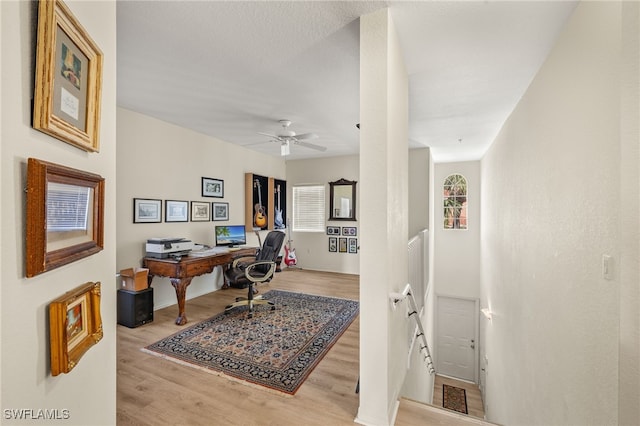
[443,384,468,414]
[142,290,359,395]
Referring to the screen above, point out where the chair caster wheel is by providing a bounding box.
[271,306,276,311]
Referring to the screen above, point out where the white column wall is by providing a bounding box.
[357,8,409,426]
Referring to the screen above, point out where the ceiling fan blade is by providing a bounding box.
[294,132,318,141]
[295,140,327,152]
[257,132,281,140]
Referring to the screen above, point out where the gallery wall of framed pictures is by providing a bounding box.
[132,177,232,224]
[327,226,358,254]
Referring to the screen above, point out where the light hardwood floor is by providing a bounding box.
[117,268,491,425]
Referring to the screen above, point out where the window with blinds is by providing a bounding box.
[47,182,91,231]
[292,184,325,232]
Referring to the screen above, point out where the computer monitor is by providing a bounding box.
[214,225,246,247]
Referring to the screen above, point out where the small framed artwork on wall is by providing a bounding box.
[212,202,229,221]
[329,237,337,252]
[339,237,348,253]
[348,238,358,254]
[133,198,162,223]
[342,227,357,236]
[202,177,224,198]
[327,226,340,235]
[165,200,188,222]
[190,201,210,222]
[49,281,103,376]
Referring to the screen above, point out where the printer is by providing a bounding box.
[146,238,195,259]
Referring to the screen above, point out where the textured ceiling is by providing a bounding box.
[117,1,577,162]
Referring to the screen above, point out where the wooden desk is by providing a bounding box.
[142,247,257,325]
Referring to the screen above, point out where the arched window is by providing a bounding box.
[443,174,468,230]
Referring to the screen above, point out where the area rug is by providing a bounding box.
[443,384,468,414]
[142,289,359,395]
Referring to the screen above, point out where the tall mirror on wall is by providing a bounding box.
[329,178,357,221]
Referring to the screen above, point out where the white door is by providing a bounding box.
[436,296,477,382]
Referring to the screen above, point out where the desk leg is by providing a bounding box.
[169,277,192,325]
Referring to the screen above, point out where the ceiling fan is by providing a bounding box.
[257,120,326,156]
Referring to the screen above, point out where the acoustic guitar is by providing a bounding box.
[254,179,267,228]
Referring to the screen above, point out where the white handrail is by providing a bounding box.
[390,284,435,375]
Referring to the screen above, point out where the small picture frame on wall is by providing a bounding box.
[327,226,340,235]
[133,198,162,223]
[202,177,224,198]
[212,202,229,221]
[33,0,103,152]
[165,200,188,222]
[339,237,348,253]
[49,281,103,376]
[342,227,357,236]
[190,201,210,222]
[348,238,358,254]
[329,237,337,252]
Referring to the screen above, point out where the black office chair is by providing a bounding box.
[224,230,286,317]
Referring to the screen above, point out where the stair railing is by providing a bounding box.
[390,284,435,375]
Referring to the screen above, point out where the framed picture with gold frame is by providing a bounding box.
[49,282,103,376]
[26,158,105,278]
[33,0,103,152]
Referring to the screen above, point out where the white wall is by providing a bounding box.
[434,161,481,299]
[357,9,409,426]
[408,148,430,237]
[116,108,286,310]
[618,2,640,424]
[285,155,359,274]
[480,2,628,424]
[1,1,117,424]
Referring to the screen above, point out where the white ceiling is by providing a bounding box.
[116,1,577,162]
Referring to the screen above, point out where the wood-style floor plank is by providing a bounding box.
[117,268,492,425]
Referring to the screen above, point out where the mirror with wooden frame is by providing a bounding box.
[329,178,357,221]
[26,158,105,277]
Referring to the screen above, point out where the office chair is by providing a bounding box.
[224,230,285,317]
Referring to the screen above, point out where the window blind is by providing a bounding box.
[47,182,90,231]
[292,185,325,232]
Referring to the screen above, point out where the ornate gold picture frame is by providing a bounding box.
[49,282,103,376]
[33,0,103,152]
[26,158,105,278]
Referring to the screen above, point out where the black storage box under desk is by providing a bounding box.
[117,288,153,328]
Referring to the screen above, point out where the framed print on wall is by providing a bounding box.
[212,202,229,221]
[33,0,103,152]
[49,281,103,376]
[165,200,188,222]
[190,201,210,222]
[348,238,358,254]
[26,158,105,278]
[202,177,224,198]
[327,226,340,235]
[133,198,162,223]
[339,237,348,253]
[329,237,337,252]
[342,227,357,236]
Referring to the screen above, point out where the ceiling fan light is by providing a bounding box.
[281,141,290,156]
